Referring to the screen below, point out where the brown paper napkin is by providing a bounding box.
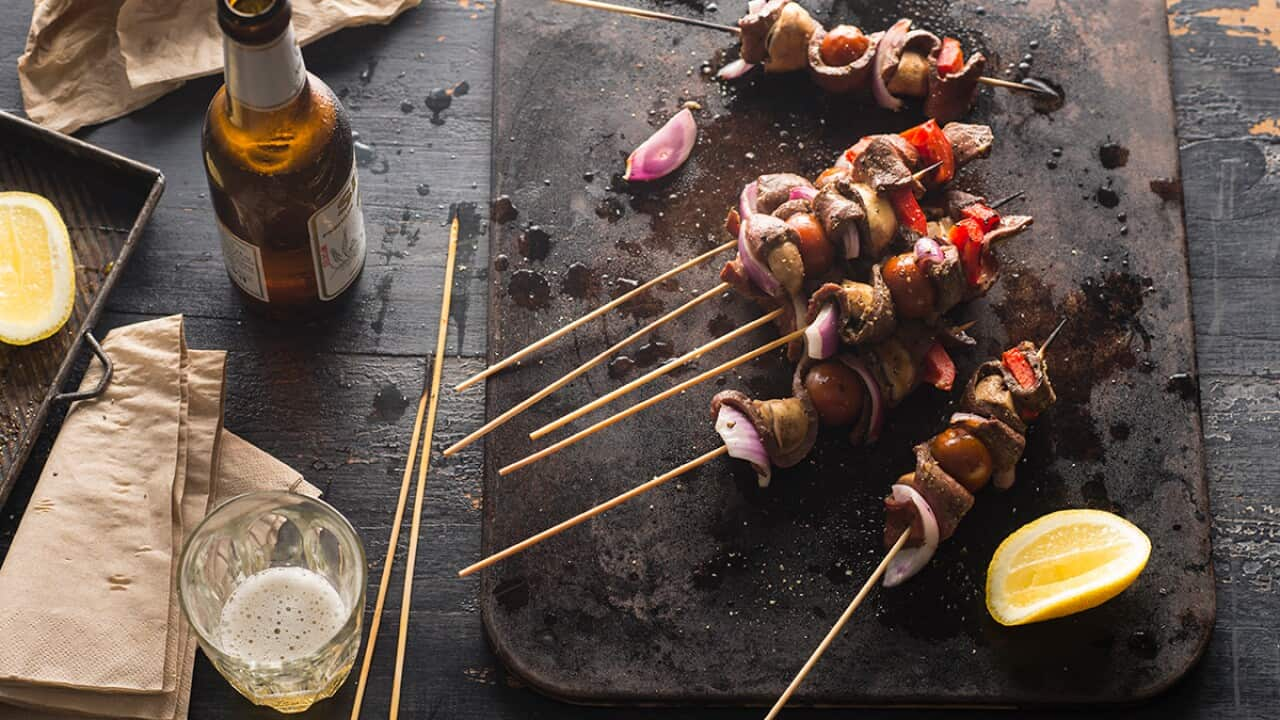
[19,0,420,134]
[0,317,320,719]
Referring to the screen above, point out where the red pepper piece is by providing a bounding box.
[900,119,956,185]
[937,37,964,75]
[1001,348,1038,389]
[921,341,957,391]
[961,202,1001,232]
[843,136,872,166]
[949,218,985,286]
[889,187,928,235]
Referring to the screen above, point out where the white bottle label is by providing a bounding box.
[309,162,367,301]
[217,219,269,302]
[223,25,306,111]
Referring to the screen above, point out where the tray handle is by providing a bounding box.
[53,332,113,403]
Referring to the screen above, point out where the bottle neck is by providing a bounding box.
[222,22,306,122]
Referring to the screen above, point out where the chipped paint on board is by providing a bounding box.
[1249,117,1280,136]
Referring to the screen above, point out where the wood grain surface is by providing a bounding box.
[0,0,1274,718]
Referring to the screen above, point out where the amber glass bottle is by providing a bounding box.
[203,0,366,311]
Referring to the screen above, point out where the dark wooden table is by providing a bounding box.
[0,1,1274,718]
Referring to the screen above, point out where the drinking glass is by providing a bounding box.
[179,491,366,713]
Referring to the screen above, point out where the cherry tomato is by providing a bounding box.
[786,212,834,277]
[929,427,993,492]
[804,360,865,427]
[882,254,937,319]
[820,26,870,67]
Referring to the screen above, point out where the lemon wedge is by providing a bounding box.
[0,192,75,346]
[986,509,1151,626]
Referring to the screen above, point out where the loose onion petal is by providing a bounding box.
[805,303,840,359]
[738,215,781,295]
[717,58,757,80]
[914,236,944,269]
[871,19,912,111]
[739,180,760,219]
[843,224,861,259]
[623,108,697,182]
[715,405,772,487]
[840,355,884,443]
[883,484,940,587]
[789,185,818,203]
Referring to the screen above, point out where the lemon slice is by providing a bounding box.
[0,192,75,346]
[986,509,1151,626]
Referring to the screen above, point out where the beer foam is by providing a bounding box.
[218,566,347,665]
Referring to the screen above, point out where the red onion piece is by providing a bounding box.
[739,180,760,219]
[789,185,818,203]
[717,58,757,80]
[623,108,697,182]
[737,215,781,296]
[840,355,884,443]
[843,224,861,259]
[747,0,764,12]
[871,19,912,111]
[883,484,940,587]
[949,412,987,425]
[805,303,840,359]
[715,405,772,487]
[914,236,944,269]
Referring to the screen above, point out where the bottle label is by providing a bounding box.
[308,162,367,301]
[217,219,269,302]
[223,25,306,111]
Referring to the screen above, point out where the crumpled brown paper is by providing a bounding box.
[0,316,319,719]
[19,0,420,134]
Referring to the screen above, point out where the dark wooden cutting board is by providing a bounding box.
[479,0,1213,707]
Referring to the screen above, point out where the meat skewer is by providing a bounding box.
[764,321,1063,719]
[552,0,1058,122]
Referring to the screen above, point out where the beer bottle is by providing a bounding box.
[203,0,366,311]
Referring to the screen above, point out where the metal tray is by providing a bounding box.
[0,111,164,507]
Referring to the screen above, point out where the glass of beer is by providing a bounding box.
[179,491,366,713]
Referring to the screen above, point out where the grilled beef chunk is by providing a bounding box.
[807,264,897,346]
[770,198,811,221]
[1000,340,1057,419]
[904,444,975,540]
[942,189,987,218]
[961,361,1027,433]
[756,173,813,215]
[849,134,922,192]
[926,50,987,124]
[924,241,967,313]
[941,122,993,167]
[806,25,878,94]
[738,0,790,64]
[813,182,867,248]
[710,363,818,469]
[948,413,1026,490]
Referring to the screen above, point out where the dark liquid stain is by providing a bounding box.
[518,225,552,260]
[1099,141,1130,169]
[708,313,735,337]
[372,383,408,422]
[1024,77,1065,113]
[493,254,510,272]
[491,194,518,223]
[353,140,376,166]
[607,356,636,380]
[595,196,626,222]
[493,576,531,612]
[1149,177,1183,203]
[452,80,471,97]
[359,58,378,84]
[1109,421,1131,441]
[425,87,452,125]
[1166,372,1198,403]
[449,201,484,349]
[370,273,393,334]
[1082,474,1122,514]
[633,340,674,367]
[561,262,597,298]
[416,183,431,197]
[399,100,414,113]
[1128,630,1159,660]
[611,277,664,318]
[509,269,551,309]
[1096,181,1120,208]
[1053,404,1105,462]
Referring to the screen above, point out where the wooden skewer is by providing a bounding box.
[443,282,729,457]
[763,528,912,720]
[1039,317,1067,357]
[455,240,734,392]
[349,379,429,720]
[531,308,783,439]
[459,445,728,576]
[554,0,1060,98]
[500,328,805,476]
[389,216,459,720]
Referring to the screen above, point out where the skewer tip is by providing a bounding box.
[1038,317,1068,356]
